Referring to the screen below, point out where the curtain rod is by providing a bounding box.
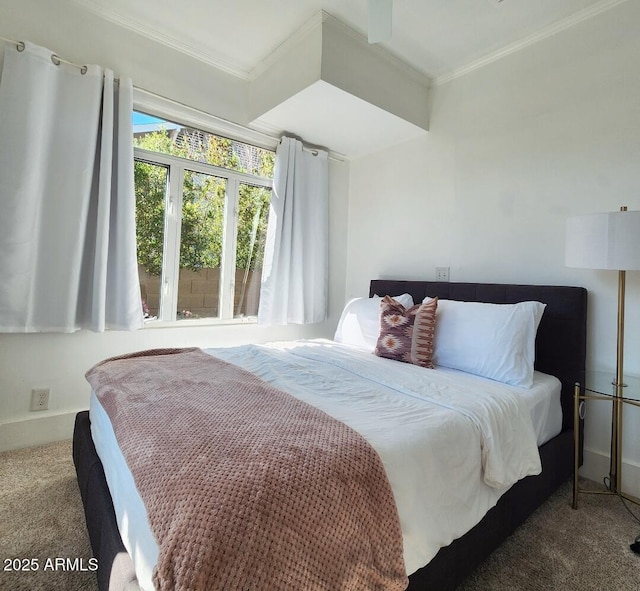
[0,35,88,74]
[0,35,345,163]
[137,87,345,163]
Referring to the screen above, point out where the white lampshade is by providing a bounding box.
[565,210,640,270]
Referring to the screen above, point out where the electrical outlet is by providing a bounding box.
[436,267,450,282]
[30,388,50,411]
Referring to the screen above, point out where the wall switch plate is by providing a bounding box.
[30,388,50,411]
[436,267,450,282]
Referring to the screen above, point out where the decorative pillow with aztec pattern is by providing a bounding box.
[374,295,438,368]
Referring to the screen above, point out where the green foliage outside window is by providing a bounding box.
[134,126,274,276]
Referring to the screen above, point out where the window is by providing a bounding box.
[133,112,274,323]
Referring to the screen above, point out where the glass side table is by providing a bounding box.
[573,371,640,509]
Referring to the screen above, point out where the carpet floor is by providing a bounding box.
[1,440,640,590]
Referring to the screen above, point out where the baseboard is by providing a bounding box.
[580,447,640,498]
[0,411,81,452]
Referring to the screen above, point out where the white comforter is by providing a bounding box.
[91,339,553,589]
[212,340,542,572]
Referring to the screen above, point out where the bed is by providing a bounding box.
[73,280,587,591]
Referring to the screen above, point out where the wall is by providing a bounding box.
[346,1,640,494]
[0,0,350,450]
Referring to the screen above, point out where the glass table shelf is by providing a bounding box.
[582,371,640,407]
[573,371,640,509]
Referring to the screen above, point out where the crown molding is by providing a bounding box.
[69,0,254,80]
[435,0,630,85]
[320,11,431,88]
[248,10,326,80]
[70,0,628,89]
[249,10,431,87]
[248,10,431,85]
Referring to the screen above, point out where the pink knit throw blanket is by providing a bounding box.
[86,348,408,591]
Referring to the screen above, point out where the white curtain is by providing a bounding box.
[258,136,329,325]
[0,41,143,332]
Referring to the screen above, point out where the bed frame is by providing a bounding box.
[371,281,587,591]
[73,280,587,591]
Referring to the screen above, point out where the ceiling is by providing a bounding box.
[71,0,620,82]
[69,0,625,157]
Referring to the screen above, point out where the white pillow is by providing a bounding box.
[334,293,414,351]
[426,298,546,388]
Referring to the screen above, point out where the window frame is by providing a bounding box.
[133,143,273,326]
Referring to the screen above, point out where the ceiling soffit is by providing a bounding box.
[248,12,430,158]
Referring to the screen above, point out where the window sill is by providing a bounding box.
[142,316,258,329]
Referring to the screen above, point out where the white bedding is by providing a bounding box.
[89,339,562,591]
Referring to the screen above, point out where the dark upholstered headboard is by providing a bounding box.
[369,280,587,432]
